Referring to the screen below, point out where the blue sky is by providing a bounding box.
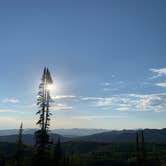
[0,0,166,129]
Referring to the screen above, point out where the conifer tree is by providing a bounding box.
[136,130,146,166]
[136,132,140,162]
[34,67,53,165]
[141,130,146,165]
[54,137,62,165]
[15,122,24,166]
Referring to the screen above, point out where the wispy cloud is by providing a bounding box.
[72,115,128,120]
[53,103,72,110]
[2,98,20,104]
[100,81,125,92]
[116,107,130,111]
[103,87,119,92]
[148,68,166,88]
[150,68,166,78]
[52,95,76,100]
[100,82,111,86]
[156,83,166,87]
[81,97,104,101]
[0,109,29,114]
[81,93,166,112]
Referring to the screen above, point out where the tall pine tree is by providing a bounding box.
[35,67,53,155]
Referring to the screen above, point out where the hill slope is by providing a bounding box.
[75,128,166,143]
[0,128,165,145]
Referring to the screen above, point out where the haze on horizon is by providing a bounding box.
[0,0,166,130]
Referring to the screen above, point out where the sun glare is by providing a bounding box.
[46,84,54,91]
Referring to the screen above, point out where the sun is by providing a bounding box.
[46,84,54,92]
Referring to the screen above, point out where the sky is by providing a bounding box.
[0,0,166,129]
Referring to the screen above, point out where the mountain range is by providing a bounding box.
[0,128,165,145]
[0,128,108,137]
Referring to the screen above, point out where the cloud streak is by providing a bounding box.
[81,93,166,112]
[0,109,30,114]
[156,83,166,87]
[52,95,76,100]
[100,81,124,92]
[72,115,128,120]
[53,103,72,111]
[2,98,20,104]
[150,68,166,78]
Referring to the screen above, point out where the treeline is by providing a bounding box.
[0,123,74,166]
[0,127,165,166]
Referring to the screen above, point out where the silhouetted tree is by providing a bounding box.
[136,132,140,164]
[15,122,24,166]
[141,130,145,159]
[54,137,63,165]
[136,130,146,166]
[34,67,53,166]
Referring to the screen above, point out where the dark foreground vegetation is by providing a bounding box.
[0,137,166,166]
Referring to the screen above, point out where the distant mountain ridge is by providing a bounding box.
[52,128,109,137]
[75,128,166,143]
[0,128,165,145]
[0,133,71,145]
[0,128,109,137]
